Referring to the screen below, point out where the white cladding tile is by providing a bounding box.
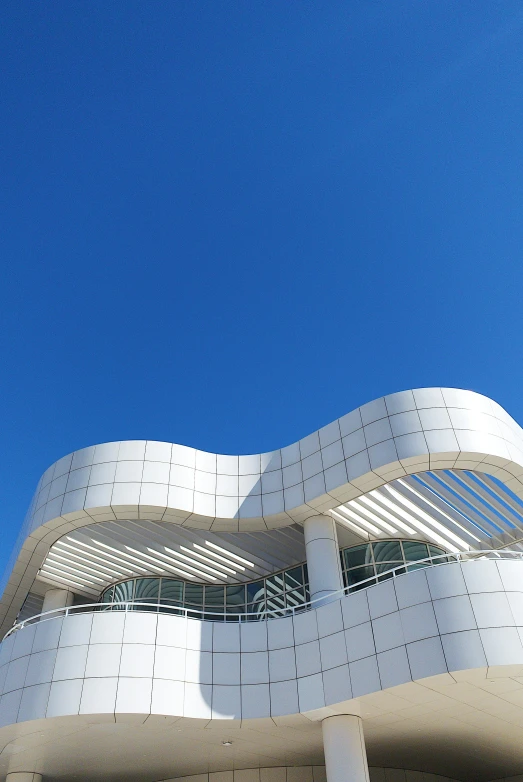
[213,653,240,685]
[119,644,155,678]
[19,682,51,721]
[341,592,371,629]
[85,644,122,678]
[53,645,88,681]
[367,582,398,619]
[59,614,93,648]
[154,645,186,680]
[373,612,405,653]
[433,596,477,635]
[269,648,296,682]
[90,613,125,645]
[185,650,212,684]
[295,641,321,678]
[184,682,212,719]
[349,656,381,697]
[241,651,269,684]
[377,646,411,690]
[79,676,118,714]
[267,617,294,650]
[462,560,503,594]
[293,611,319,646]
[240,621,267,653]
[441,629,487,672]
[345,623,375,662]
[25,649,57,687]
[469,593,514,628]
[297,672,325,712]
[33,618,63,653]
[406,637,447,680]
[394,570,430,610]
[241,683,270,718]
[151,678,184,716]
[123,613,158,645]
[46,679,82,717]
[212,684,241,719]
[480,627,523,666]
[116,676,152,713]
[270,679,299,717]
[319,631,348,671]
[213,622,240,653]
[322,663,352,703]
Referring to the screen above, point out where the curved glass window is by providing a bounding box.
[340,539,447,592]
[99,540,446,618]
[100,562,310,621]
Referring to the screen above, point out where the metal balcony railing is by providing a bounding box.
[4,549,523,640]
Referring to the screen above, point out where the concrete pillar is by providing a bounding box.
[6,774,43,782]
[303,514,344,604]
[322,715,370,782]
[42,588,74,615]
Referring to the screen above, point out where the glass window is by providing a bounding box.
[134,578,160,603]
[246,581,264,603]
[204,586,225,607]
[265,574,285,598]
[226,584,246,607]
[428,545,446,560]
[345,565,375,587]
[372,540,402,563]
[402,541,428,562]
[184,583,203,606]
[101,586,114,603]
[284,566,303,591]
[376,563,405,580]
[160,579,183,604]
[344,544,372,570]
[285,587,306,607]
[114,580,134,603]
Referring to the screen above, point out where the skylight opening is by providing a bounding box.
[204,541,255,567]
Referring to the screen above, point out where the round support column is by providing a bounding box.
[6,774,43,782]
[303,514,344,604]
[322,715,370,782]
[42,588,74,615]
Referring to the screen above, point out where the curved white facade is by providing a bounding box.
[2,388,523,781]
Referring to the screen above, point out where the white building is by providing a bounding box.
[2,388,523,782]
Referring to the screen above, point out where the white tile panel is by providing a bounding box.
[19,681,52,721]
[119,644,155,678]
[349,656,381,697]
[213,652,240,685]
[116,676,152,713]
[151,678,184,715]
[154,645,186,680]
[400,603,438,644]
[85,644,122,678]
[80,676,118,714]
[53,645,88,681]
[241,683,270,718]
[377,647,411,689]
[241,652,269,684]
[46,679,82,717]
[295,641,321,678]
[212,684,241,718]
[322,664,352,703]
[297,672,325,712]
[269,679,298,716]
[406,638,446,680]
[345,623,375,662]
[269,648,296,682]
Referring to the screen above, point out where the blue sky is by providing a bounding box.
[1,2,523,573]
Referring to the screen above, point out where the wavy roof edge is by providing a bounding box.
[2,387,523,634]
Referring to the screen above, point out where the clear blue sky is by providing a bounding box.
[1,2,523,573]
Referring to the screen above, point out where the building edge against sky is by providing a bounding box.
[3,388,523,780]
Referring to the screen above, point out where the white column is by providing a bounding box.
[303,514,344,604]
[322,715,370,782]
[42,588,74,614]
[6,774,43,782]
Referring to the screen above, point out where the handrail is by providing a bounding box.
[4,549,523,639]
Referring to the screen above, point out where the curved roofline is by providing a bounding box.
[2,386,523,633]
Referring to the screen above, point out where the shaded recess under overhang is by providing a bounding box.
[33,468,523,599]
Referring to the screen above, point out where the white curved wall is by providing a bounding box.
[3,387,523,635]
[2,559,523,726]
